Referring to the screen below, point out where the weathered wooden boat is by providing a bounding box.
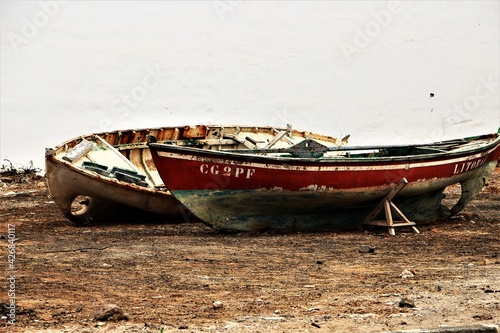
[148,132,500,232]
[45,125,347,223]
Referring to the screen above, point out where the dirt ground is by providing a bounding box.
[1,167,499,333]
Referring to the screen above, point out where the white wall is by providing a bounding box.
[1,1,499,170]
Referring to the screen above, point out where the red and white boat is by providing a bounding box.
[148,132,500,232]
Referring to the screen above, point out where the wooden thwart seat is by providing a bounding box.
[363,178,420,235]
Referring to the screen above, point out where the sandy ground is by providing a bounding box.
[0,167,499,332]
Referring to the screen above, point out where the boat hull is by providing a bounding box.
[46,124,344,223]
[45,156,184,223]
[149,134,500,231]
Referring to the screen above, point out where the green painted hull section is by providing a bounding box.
[172,162,497,232]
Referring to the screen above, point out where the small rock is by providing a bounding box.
[261,316,285,321]
[473,313,493,320]
[311,322,321,328]
[398,297,415,308]
[316,260,323,264]
[212,301,223,309]
[359,245,375,253]
[222,322,239,329]
[399,270,415,279]
[93,304,128,322]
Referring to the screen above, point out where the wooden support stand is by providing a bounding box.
[363,178,420,235]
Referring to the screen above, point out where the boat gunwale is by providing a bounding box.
[148,133,500,166]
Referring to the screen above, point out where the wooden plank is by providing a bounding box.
[384,200,393,226]
[62,139,94,163]
[264,131,288,149]
[391,222,417,227]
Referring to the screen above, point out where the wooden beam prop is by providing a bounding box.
[363,178,420,235]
